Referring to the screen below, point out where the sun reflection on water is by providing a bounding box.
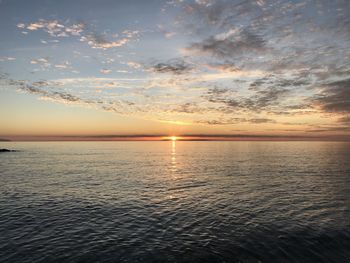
[171,140,177,173]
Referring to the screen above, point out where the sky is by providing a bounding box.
[0,0,349,140]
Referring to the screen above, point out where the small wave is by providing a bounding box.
[167,182,208,191]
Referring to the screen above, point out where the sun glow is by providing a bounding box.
[170,136,177,141]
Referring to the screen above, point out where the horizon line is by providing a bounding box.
[1,134,350,142]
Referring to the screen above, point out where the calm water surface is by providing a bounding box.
[0,141,350,262]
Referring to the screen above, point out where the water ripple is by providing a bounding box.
[0,141,350,262]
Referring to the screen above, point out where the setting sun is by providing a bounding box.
[171,136,177,141]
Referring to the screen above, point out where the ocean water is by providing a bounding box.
[0,141,350,263]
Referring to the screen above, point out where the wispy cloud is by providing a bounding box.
[80,33,129,49]
[19,83,91,106]
[148,59,194,75]
[30,57,50,68]
[17,20,84,37]
[127,61,142,69]
[204,85,290,113]
[100,69,112,74]
[54,61,71,70]
[80,29,139,49]
[0,57,16,62]
[313,78,350,113]
[185,28,267,58]
[197,117,276,125]
[17,19,139,50]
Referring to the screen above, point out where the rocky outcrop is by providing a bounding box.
[0,149,17,152]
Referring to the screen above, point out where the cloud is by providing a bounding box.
[306,125,350,133]
[122,30,139,38]
[101,105,121,113]
[17,19,137,50]
[54,61,71,69]
[17,82,89,105]
[195,0,213,7]
[2,77,141,116]
[0,76,90,108]
[80,33,129,49]
[206,86,289,113]
[31,80,63,87]
[26,22,46,31]
[17,20,84,37]
[30,57,50,68]
[185,28,266,58]
[181,0,228,26]
[197,117,276,125]
[170,102,206,114]
[116,70,129,73]
[54,64,67,69]
[64,23,85,36]
[102,81,122,88]
[157,24,177,39]
[164,31,176,38]
[338,116,350,124]
[314,78,350,113]
[127,61,142,69]
[0,57,16,62]
[247,87,290,110]
[149,59,194,75]
[174,0,350,82]
[206,62,239,72]
[79,30,138,49]
[249,118,276,124]
[30,58,48,64]
[206,86,229,96]
[102,58,115,64]
[16,23,25,28]
[100,69,112,74]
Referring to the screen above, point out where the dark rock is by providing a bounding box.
[0,148,17,152]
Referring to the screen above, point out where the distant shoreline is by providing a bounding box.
[1,138,350,142]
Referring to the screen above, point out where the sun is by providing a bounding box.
[170,136,177,141]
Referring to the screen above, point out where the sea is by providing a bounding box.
[0,141,350,262]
